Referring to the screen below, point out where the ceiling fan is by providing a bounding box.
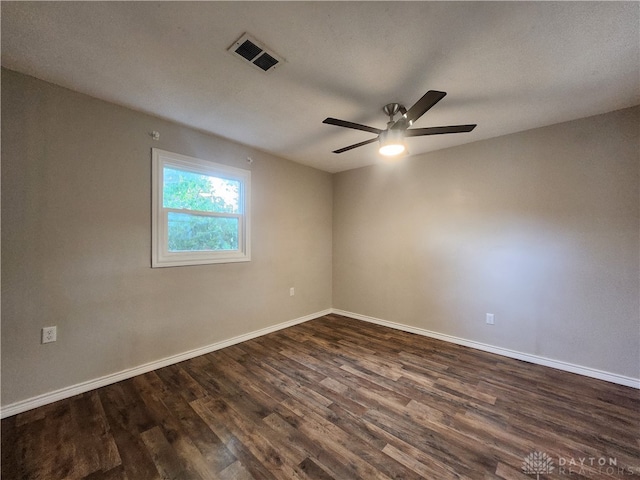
[323,90,476,156]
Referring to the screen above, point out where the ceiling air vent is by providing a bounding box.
[228,33,283,73]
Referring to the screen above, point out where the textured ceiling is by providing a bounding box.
[2,2,639,173]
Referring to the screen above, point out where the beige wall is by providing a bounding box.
[1,69,332,406]
[333,106,639,379]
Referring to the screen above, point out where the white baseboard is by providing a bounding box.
[331,309,640,389]
[3,307,637,418]
[0,309,332,419]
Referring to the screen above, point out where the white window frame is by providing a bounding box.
[151,148,251,267]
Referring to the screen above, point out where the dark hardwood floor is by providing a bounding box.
[2,314,639,479]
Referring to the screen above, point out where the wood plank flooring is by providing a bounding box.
[2,314,639,479]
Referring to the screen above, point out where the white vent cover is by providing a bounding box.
[228,33,284,73]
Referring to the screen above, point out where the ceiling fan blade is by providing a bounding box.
[332,137,378,154]
[392,90,447,129]
[405,124,477,137]
[323,118,382,135]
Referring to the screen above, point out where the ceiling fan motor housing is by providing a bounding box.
[378,128,407,156]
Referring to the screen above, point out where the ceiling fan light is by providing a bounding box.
[378,129,406,156]
[379,143,406,156]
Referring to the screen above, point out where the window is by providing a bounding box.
[151,149,251,267]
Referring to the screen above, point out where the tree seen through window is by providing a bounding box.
[163,167,241,252]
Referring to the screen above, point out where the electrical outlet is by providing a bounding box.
[486,313,495,325]
[289,287,295,296]
[42,326,57,344]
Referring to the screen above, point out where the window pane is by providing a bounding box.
[167,212,239,252]
[163,167,240,213]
